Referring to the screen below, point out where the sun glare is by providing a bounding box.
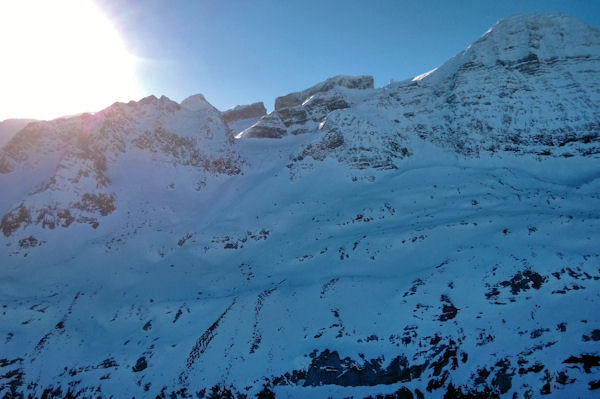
[0,0,140,121]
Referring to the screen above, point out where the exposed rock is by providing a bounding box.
[487,269,547,300]
[132,356,147,372]
[491,359,513,394]
[222,102,266,124]
[439,295,459,322]
[275,75,374,110]
[443,383,500,399]
[274,349,423,388]
[0,203,31,237]
[73,193,116,216]
[563,354,600,373]
[242,112,288,138]
[243,75,373,139]
[17,235,39,249]
[582,329,600,341]
[363,386,414,399]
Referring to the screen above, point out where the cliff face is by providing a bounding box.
[243,75,375,138]
[222,102,267,137]
[222,102,267,124]
[0,13,599,399]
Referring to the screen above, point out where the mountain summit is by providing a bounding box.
[428,12,600,79]
[1,13,599,399]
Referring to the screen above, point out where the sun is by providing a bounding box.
[0,0,140,121]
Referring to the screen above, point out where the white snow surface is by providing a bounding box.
[0,12,599,399]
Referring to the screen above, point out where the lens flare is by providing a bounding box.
[0,0,140,120]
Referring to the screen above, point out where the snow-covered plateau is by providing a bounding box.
[1,12,599,399]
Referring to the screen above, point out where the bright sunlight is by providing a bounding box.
[0,0,140,121]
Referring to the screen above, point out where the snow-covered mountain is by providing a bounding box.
[1,12,599,399]
[0,119,37,149]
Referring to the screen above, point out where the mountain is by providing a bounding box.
[0,119,37,149]
[222,102,267,137]
[1,12,599,399]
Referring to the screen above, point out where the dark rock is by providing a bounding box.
[222,102,266,124]
[206,385,235,399]
[275,75,373,110]
[530,328,549,339]
[491,359,513,394]
[563,354,600,373]
[430,343,459,377]
[256,384,275,399]
[303,350,343,386]
[426,370,449,391]
[364,387,414,399]
[277,107,309,127]
[443,383,500,398]
[540,370,552,395]
[474,368,491,384]
[132,356,147,372]
[582,329,600,341]
[495,269,546,296]
[281,350,422,388]
[384,355,415,383]
[18,235,39,248]
[392,387,414,399]
[303,94,350,114]
[439,304,459,322]
[73,193,116,216]
[1,203,32,237]
[518,362,544,375]
[555,370,575,385]
[243,112,287,139]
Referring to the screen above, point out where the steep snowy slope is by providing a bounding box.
[0,94,240,240]
[275,12,600,176]
[1,12,599,399]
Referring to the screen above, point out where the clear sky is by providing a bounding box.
[97,0,600,112]
[2,0,600,120]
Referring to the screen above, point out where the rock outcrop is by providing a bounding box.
[243,75,374,138]
[222,102,267,136]
[222,102,266,124]
[274,75,374,110]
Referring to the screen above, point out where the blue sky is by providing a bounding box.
[6,0,600,120]
[95,0,600,112]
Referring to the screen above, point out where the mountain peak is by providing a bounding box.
[180,93,209,110]
[418,12,600,84]
[474,12,600,59]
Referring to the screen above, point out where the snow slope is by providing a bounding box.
[0,12,599,399]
